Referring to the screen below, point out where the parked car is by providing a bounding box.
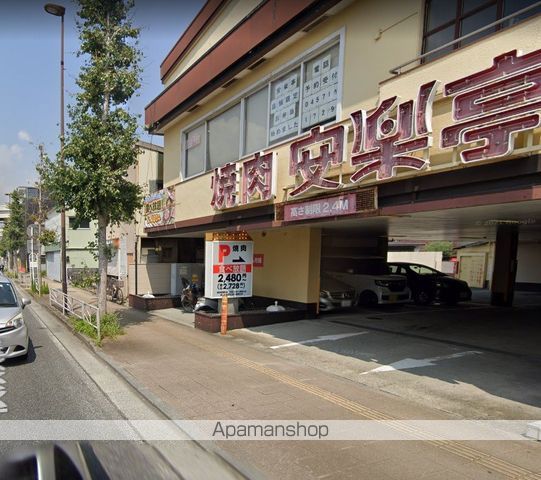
[0,275,31,359]
[388,262,472,305]
[319,274,356,312]
[323,257,410,306]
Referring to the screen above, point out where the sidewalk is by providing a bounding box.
[32,282,541,479]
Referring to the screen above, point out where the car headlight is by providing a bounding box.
[374,280,390,287]
[6,314,24,329]
[320,291,330,299]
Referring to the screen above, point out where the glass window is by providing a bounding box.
[460,5,498,46]
[410,265,438,275]
[244,87,268,155]
[0,283,17,306]
[422,0,540,58]
[185,124,206,177]
[208,103,241,169]
[269,67,301,144]
[182,40,341,178]
[424,25,456,61]
[69,217,90,229]
[301,44,340,131]
[427,0,457,30]
[504,0,541,24]
[463,0,493,14]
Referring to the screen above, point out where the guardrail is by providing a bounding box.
[49,288,101,341]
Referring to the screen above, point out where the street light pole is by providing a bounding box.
[44,3,67,298]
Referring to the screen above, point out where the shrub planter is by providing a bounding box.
[129,294,182,311]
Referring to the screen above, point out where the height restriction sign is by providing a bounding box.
[205,233,253,298]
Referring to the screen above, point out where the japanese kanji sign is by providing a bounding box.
[241,151,276,204]
[144,187,175,228]
[289,124,347,197]
[206,48,541,211]
[284,193,356,221]
[349,80,439,182]
[205,236,254,298]
[441,49,541,162]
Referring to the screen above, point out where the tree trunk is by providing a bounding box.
[97,214,108,315]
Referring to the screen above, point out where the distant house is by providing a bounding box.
[44,209,98,282]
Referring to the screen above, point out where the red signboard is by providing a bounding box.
[254,253,264,267]
[284,193,356,221]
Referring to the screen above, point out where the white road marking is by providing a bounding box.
[270,332,367,349]
[360,350,483,374]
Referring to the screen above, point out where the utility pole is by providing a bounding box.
[37,145,45,295]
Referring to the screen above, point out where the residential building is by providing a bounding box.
[107,141,166,295]
[44,209,98,282]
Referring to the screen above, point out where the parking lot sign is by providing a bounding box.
[205,232,253,298]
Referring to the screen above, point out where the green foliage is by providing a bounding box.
[71,267,99,289]
[424,241,454,260]
[70,311,124,346]
[0,190,27,265]
[39,229,57,246]
[30,278,49,296]
[38,0,143,314]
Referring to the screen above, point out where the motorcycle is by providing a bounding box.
[180,278,200,313]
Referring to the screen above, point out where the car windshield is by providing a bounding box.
[0,283,17,307]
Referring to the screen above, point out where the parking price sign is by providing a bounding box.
[205,235,253,299]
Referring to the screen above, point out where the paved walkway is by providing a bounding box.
[34,281,541,480]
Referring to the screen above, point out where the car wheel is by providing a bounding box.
[413,289,432,306]
[358,291,378,307]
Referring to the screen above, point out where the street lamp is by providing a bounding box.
[44,3,68,298]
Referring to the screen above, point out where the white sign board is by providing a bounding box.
[205,240,253,298]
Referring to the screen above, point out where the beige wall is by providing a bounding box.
[517,242,541,284]
[251,227,321,304]
[128,263,171,295]
[163,0,262,87]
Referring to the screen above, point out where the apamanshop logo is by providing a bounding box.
[0,357,7,413]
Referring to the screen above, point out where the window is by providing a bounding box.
[410,265,439,275]
[422,0,541,61]
[69,217,90,229]
[185,123,206,177]
[182,39,341,179]
[244,87,269,155]
[208,103,241,169]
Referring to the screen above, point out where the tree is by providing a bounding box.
[0,190,27,271]
[39,0,142,313]
[424,241,454,260]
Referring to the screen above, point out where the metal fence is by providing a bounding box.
[49,288,101,341]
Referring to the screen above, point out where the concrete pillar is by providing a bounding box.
[490,225,519,306]
[377,237,389,259]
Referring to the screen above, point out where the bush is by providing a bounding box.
[69,312,124,346]
[41,282,49,295]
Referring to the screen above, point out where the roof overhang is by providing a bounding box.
[145,0,342,134]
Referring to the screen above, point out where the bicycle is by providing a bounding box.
[180,278,199,313]
[106,277,124,305]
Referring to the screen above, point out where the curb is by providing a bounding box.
[17,282,261,480]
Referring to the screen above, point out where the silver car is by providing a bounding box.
[0,276,31,360]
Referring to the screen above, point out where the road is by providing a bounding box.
[0,297,182,479]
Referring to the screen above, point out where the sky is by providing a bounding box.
[0,0,204,201]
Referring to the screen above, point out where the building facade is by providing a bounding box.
[106,141,166,295]
[143,0,541,312]
[44,209,98,282]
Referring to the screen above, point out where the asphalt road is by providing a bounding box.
[0,301,182,479]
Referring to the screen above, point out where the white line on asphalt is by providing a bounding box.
[270,332,367,349]
[360,350,483,374]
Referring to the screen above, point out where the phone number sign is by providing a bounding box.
[205,240,253,298]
